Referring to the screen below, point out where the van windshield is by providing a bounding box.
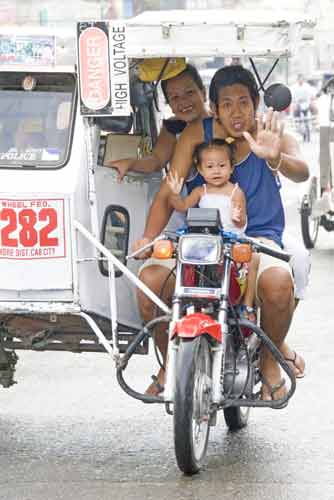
[0,72,76,169]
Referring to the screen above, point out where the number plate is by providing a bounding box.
[0,199,66,260]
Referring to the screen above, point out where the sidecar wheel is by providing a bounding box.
[173,336,212,475]
[223,406,250,430]
[301,206,319,249]
[301,177,320,249]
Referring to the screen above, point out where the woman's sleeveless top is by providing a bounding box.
[186,117,285,246]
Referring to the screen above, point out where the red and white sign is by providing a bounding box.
[0,199,66,260]
[78,26,111,111]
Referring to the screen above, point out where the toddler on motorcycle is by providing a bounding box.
[167,138,258,321]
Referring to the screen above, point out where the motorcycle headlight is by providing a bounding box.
[178,235,222,265]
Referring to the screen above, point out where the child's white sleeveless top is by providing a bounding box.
[198,184,247,235]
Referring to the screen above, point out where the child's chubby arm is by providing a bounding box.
[167,172,204,212]
[231,185,247,228]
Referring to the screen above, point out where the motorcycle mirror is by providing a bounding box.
[263,83,292,112]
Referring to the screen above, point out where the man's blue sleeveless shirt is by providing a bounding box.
[185,117,285,246]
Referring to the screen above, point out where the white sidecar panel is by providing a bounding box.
[0,195,73,294]
[77,166,162,328]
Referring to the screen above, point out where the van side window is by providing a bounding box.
[99,205,129,277]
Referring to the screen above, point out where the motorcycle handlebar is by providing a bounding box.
[127,231,291,263]
[246,237,291,262]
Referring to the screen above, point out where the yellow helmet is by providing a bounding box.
[138,57,186,83]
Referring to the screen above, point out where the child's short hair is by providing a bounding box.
[193,138,236,166]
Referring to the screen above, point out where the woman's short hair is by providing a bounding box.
[161,64,205,103]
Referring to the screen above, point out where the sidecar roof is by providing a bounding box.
[125,9,315,59]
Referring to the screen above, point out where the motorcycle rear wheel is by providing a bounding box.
[173,336,212,475]
[223,406,250,430]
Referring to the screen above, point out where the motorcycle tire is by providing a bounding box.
[223,406,250,431]
[223,336,252,431]
[173,336,212,475]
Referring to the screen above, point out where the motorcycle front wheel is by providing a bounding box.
[173,336,212,475]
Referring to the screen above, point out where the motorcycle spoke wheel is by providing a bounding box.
[173,336,212,475]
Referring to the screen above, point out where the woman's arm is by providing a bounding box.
[105,125,176,180]
[141,120,205,241]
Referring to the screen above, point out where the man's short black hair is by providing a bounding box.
[209,65,259,108]
[193,138,236,166]
[161,64,205,104]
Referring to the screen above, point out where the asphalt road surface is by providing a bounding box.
[1,134,334,500]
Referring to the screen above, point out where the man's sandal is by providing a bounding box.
[284,350,305,379]
[260,374,287,408]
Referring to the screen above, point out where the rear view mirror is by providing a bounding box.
[99,205,130,278]
[264,83,292,112]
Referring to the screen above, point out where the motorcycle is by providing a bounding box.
[0,13,310,474]
[117,207,295,475]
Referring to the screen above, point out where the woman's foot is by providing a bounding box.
[145,367,165,396]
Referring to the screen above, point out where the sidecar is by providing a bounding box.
[300,76,334,248]
[0,12,314,389]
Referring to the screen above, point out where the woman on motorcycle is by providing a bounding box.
[106,64,209,180]
[109,64,210,395]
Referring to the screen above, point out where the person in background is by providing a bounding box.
[290,73,317,120]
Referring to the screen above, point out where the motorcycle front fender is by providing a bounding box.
[171,313,222,342]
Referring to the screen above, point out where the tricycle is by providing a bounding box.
[0,11,313,474]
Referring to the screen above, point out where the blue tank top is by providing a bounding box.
[186,117,285,246]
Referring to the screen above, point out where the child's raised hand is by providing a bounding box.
[167,171,184,195]
[231,204,242,223]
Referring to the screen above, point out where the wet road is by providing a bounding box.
[1,137,334,500]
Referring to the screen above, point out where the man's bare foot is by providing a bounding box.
[261,376,287,401]
[145,367,165,396]
[284,350,305,378]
